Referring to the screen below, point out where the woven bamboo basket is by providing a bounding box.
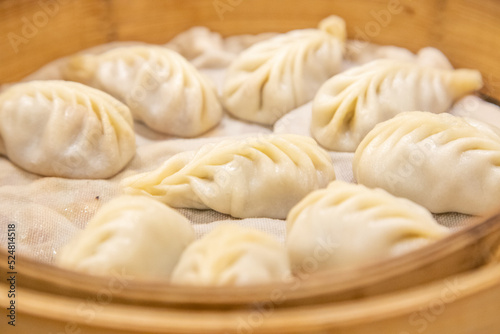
[1,0,500,333]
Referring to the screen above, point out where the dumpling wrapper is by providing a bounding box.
[63,45,223,137]
[56,195,195,278]
[311,59,483,152]
[354,111,500,215]
[121,134,336,219]
[222,15,346,125]
[286,180,449,271]
[347,45,454,70]
[171,224,290,286]
[0,80,135,179]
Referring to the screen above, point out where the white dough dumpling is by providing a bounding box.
[223,15,346,125]
[0,80,135,179]
[171,224,290,286]
[63,45,223,137]
[286,181,449,271]
[121,134,335,219]
[354,111,500,215]
[311,59,483,151]
[347,45,453,70]
[56,196,195,278]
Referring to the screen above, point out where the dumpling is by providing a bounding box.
[165,26,277,69]
[222,15,346,125]
[354,111,500,215]
[171,224,290,286]
[63,45,223,137]
[347,45,454,70]
[311,59,483,152]
[286,180,449,271]
[121,134,335,219]
[56,195,195,278]
[0,80,135,179]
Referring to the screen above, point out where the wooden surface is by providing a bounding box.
[0,0,499,99]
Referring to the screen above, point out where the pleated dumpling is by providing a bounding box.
[311,59,483,151]
[286,181,449,271]
[63,45,223,137]
[0,80,135,179]
[56,196,195,278]
[171,224,290,286]
[222,16,346,125]
[121,134,335,219]
[354,111,500,215]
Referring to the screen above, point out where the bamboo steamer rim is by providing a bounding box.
[11,262,500,333]
[2,211,499,308]
[1,213,500,333]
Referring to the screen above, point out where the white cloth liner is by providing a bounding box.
[0,27,498,264]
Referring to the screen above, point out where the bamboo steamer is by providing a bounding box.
[1,0,500,333]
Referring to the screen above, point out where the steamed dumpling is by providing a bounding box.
[286,181,449,271]
[0,80,135,179]
[56,196,195,278]
[121,134,335,219]
[311,59,483,151]
[222,15,346,125]
[63,45,223,137]
[354,111,500,215]
[347,45,454,70]
[171,224,290,286]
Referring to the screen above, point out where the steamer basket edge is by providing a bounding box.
[0,0,499,101]
[1,247,500,333]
